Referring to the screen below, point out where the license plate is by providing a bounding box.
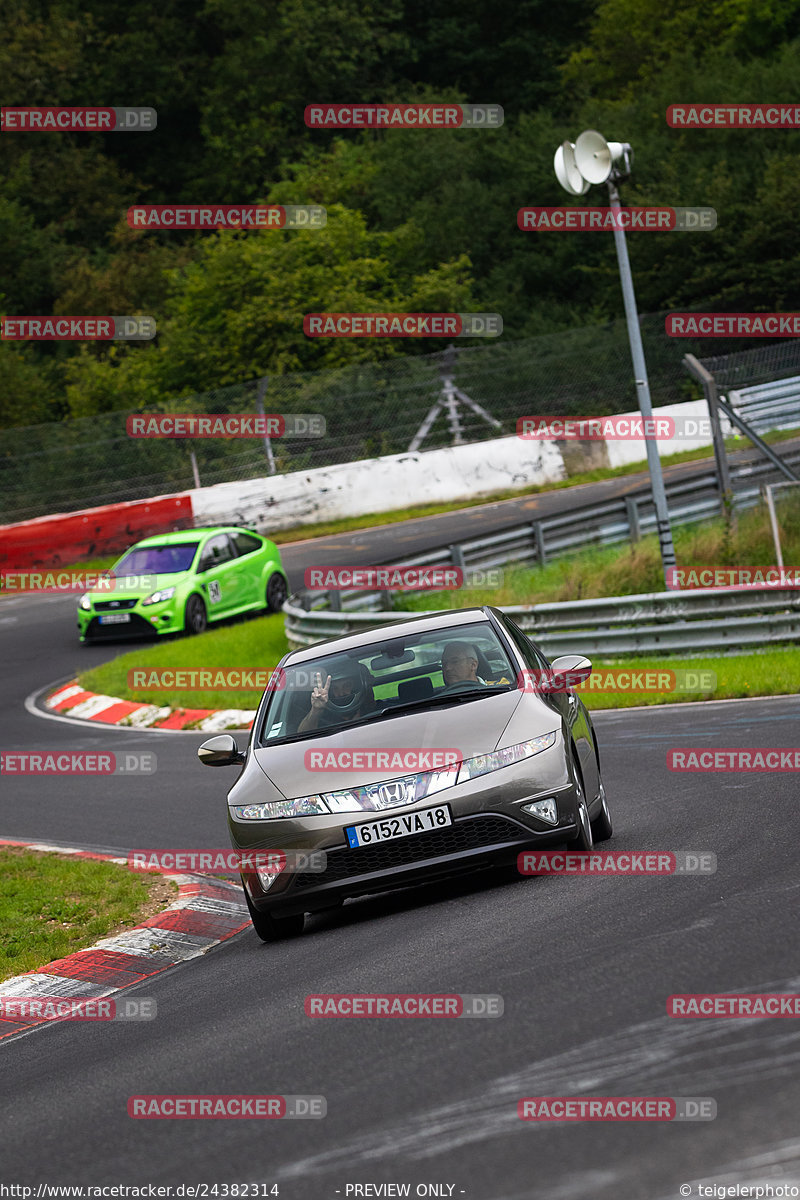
[345,804,452,848]
[98,613,131,625]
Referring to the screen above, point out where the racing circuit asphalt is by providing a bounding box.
[1,519,799,1198]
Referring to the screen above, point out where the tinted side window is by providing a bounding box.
[233,532,262,557]
[501,614,551,671]
[198,534,235,571]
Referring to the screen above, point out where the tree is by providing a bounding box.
[64,205,475,414]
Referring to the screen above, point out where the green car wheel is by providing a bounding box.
[184,594,207,634]
[265,572,288,613]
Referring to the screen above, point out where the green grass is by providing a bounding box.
[266,426,800,544]
[579,647,800,710]
[394,488,800,609]
[74,612,798,715]
[78,612,289,710]
[0,848,176,982]
[70,443,800,712]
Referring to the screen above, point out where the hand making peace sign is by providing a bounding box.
[310,672,332,711]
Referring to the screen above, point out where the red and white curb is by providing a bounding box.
[45,680,256,732]
[0,839,251,1043]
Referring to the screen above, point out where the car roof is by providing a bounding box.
[284,607,498,664]
[126,527,261,548]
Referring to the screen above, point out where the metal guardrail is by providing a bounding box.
[297,446,800,617]
[728,375,800,437]
[284,433,800,656]
[283,586,800,658]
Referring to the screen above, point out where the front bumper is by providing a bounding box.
[78,602,183,641]
[234,769,584,918]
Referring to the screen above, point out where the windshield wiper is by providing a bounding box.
[365,687,512,722]
[257,686,514,746]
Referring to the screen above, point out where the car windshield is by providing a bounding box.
[114,543,200,576]
[259,621,516,746]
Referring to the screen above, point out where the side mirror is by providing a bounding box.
[546,655,593,692]
[198,734,246,767]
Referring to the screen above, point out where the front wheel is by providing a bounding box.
[591,780,613,842]
[244,887,305,942]
[564,758,594,853]
[184,594,207,635]
[265,572,288,613]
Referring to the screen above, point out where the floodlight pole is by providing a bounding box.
[607,178,677,588]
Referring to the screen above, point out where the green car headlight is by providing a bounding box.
[232,796,330,820]
[142,587,176,606]
[78,594,92,612]
[457,731,558,783]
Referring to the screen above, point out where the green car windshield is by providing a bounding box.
[114,543,200,575]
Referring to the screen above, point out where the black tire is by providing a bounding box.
[591,780,613,842]
[265,572,288,613]
[244,887,305,942]
[564,751,594,852]
[184,594,207,635]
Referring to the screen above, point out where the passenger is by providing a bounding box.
[297,661,373,732]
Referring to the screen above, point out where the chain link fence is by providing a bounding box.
[697,339,800,392]
[0,313,769,524]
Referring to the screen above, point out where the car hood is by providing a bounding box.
[253,690,555,798]
[86,573,184,600]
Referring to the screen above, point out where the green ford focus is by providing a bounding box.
[77,526,288,643]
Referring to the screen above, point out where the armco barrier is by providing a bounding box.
[294,445,800,618]
[283,587,800,658]
[0,495,193,570]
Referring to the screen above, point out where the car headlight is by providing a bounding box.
[232,796,330,820]
[78,594,92,612]
[142,587,176,606]
[457,731,558,783]
[322,764,459,813]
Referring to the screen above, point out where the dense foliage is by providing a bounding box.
[1,0,799,427]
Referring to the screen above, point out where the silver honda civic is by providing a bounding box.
[198,606,612,940]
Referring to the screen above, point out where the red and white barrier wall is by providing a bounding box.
[1,399,718,569]
[0,495,193,570]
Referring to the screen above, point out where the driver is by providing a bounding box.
[440,641,486,688]
[297,660,373,732]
